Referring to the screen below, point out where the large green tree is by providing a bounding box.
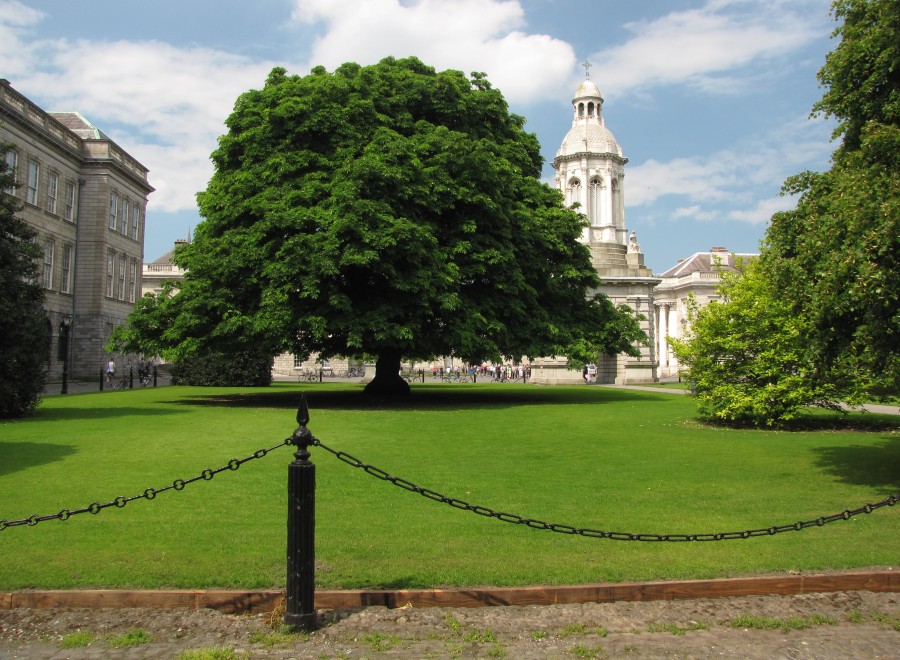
[0,146,49,417]
[764,0,899,398]
[674,0,899,425]
[118,58,643,394]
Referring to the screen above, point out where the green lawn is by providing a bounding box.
[1,382,897,590]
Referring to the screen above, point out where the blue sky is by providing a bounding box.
[1,0,840,272]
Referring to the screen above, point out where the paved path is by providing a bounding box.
[600,383,900,415]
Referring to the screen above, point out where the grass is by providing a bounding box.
[105,628,152,648]
[727,614,838,632]
[58,630,96,648]
[1,382,898,590]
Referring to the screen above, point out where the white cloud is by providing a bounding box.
[591,0,829,97]
[7,31,276,211]
[289,0,576,103]
[628,110,833,224]
[0,1,45,78]
[727,195,795,224]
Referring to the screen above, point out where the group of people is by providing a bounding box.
[430,364,531,381]
[104,357,154,384]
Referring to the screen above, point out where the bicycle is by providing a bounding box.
[138,372,153,388]
[113,373,131,390]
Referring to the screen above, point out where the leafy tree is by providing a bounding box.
[0,146,49,417]
[671,260,842,426]
[115,57,643,394]
[764,0,900,399]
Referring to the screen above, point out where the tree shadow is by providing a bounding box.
[810,436,900,494]
[25,406,187,423]
[173,383,672,413]
[0,442,78,477]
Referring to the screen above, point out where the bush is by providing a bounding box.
[170,350,273,387]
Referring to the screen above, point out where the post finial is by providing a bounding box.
[296,394,310,427]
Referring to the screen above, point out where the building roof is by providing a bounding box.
[47,112,109,140]
[658,248,757,278]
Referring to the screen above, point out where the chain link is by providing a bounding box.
[0,439,291,531]
[313,440,899,542]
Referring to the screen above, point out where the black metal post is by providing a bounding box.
[99,367,104,391]
[153,365,158,387]
[129,366,134,389]
[285,395,317,632]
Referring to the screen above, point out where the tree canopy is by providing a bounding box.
[115,57,643,393]
[764,0,899,398]
[676,0,899,424]
[0,146,49,417]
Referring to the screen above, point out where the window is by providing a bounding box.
[3,150,17,194]
[108,193,118,229]
[42,239,54,289]
[61,244,73,293]
[128,259,137,302]
[588,177,602,225]
[119,199,128,234]
[118,254,127,300]
[568,178,581,208]
[106,251,115,297]
[27,160,39,205]
[64,182,76,222]
[131,204,140,240]
[47,172,58,214]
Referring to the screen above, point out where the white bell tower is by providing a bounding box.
[532,62,660,386]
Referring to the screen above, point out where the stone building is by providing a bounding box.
[1,80,154,381]
[653,247,756,379]
[531,74,660,385]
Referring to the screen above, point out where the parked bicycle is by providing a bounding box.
[113,373,131,390]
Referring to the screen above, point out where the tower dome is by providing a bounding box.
[556,78,622,158]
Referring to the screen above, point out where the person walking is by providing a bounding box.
[106,358,116,385]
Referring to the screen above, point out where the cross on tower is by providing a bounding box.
[582,60,592,79]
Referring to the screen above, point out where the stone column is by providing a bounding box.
[657,304,668,369]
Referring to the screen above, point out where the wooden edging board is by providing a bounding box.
[2,571,897,613]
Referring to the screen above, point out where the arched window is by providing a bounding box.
[577,103,584,118]
[587,102,595,117]
[568,178,581,208]
[588,177,603,224]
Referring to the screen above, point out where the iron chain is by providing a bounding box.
[313,439,899,542]
[0,439,291,531]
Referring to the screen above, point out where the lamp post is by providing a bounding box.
[58,319,71,395]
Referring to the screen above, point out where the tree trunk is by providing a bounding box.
[363,349,411,396]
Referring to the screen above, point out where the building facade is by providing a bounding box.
[1,80,154,381]
[653,248,756,379]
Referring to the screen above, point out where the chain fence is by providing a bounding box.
[0,439,291,531]
[313,439,899,542]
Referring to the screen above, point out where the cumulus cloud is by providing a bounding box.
[0,1,45,78]
[289,0,576,103]
[591,0,829,97]
[628,111,833,224]
[4,26,276,211]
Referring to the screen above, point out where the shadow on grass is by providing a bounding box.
[0,442,78,477]
[27,406,187,423]
[811,436,900,494]
[173,383,673,412]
